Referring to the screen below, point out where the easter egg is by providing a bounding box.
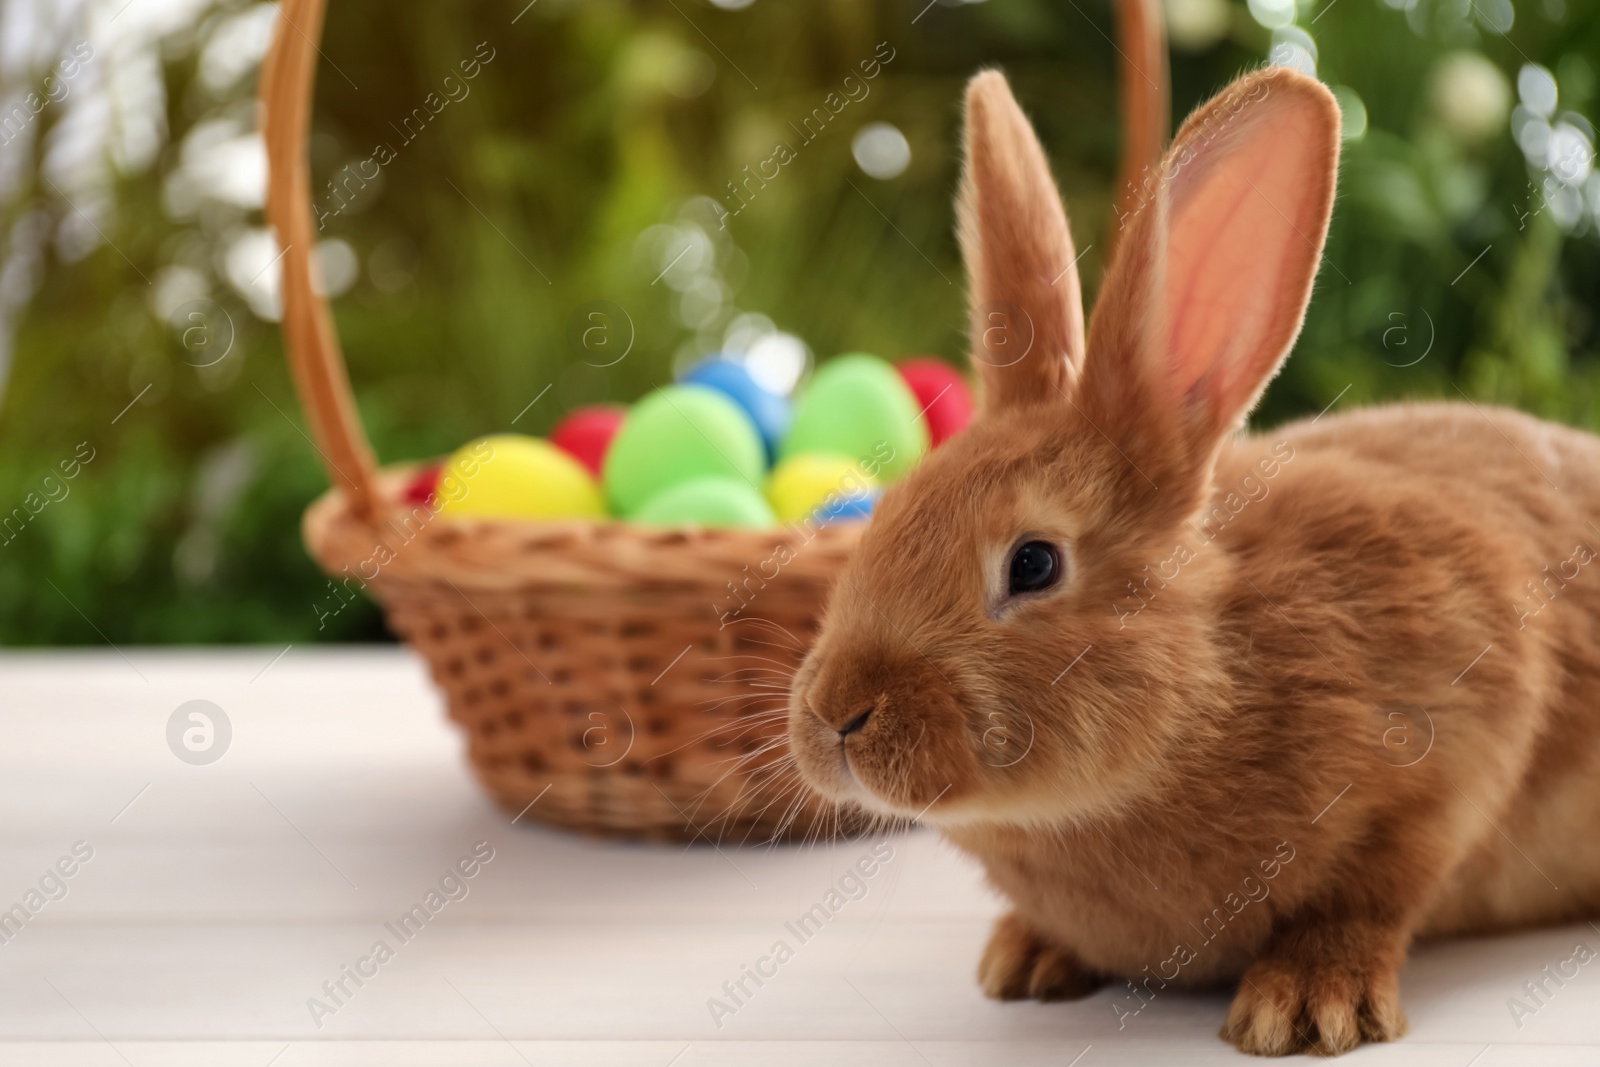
[897,358,974,447]
[550,405,626,477]
[436,434,605,520]
[780,353,927,483]
[766,453,877,524]
[603,385,766,517]
[632,476,777,529]
[680,358,791,461]
[400,463,440,506]
[819,492,876,523]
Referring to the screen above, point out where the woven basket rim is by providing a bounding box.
[304,463,865,595]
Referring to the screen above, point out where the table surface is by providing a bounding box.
[0,648,1596,1067]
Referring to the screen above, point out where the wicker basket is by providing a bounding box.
[302,466,862,840]
[259,0,1165,841]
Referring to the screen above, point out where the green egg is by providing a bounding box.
[604,385,767,516]
[780,353,928,482]
[632,476,776,529]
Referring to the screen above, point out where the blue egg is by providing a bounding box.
[819,490,877,524]
[680,358,791,463]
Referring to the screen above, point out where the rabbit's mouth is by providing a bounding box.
[789,664,1107,829]
[839,717,934,816]
[787,661,977,821]
[786,687,881,808]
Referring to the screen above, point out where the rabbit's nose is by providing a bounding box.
[837,706,874,738]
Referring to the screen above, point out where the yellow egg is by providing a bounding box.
[765,453,877,523]
[436,434,605,520]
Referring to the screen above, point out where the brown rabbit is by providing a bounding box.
[786,65,1600,1056]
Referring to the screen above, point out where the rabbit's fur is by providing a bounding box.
[787,66,1600,1056]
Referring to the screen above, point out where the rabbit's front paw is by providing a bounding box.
[1222,953,1407,1056]
[978,911,1103,1002]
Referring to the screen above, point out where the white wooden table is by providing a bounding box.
[0,649,1595,1066]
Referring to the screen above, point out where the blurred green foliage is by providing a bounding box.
[2,0,1598,644]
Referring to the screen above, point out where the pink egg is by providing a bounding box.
[896,358,974,447]
[550,405,627,478]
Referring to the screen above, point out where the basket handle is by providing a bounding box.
[260,0,381,522]
[1112,0,1170,255]
[258,1,1165,520]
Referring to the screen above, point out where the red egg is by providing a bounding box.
[401,463,441,506]
[550,405,627,477]
[896,358,974,447]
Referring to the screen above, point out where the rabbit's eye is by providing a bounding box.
[1007,541,1060,596]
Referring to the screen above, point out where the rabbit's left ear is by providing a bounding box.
[1083,68,1340,466]
[959,71,1087,416]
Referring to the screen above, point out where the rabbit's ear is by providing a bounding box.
[1083,68,1339,480]
[959,71,1087,416]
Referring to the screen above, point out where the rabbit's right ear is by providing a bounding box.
[959,71,1087,416]
[1081,68,1340,508]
